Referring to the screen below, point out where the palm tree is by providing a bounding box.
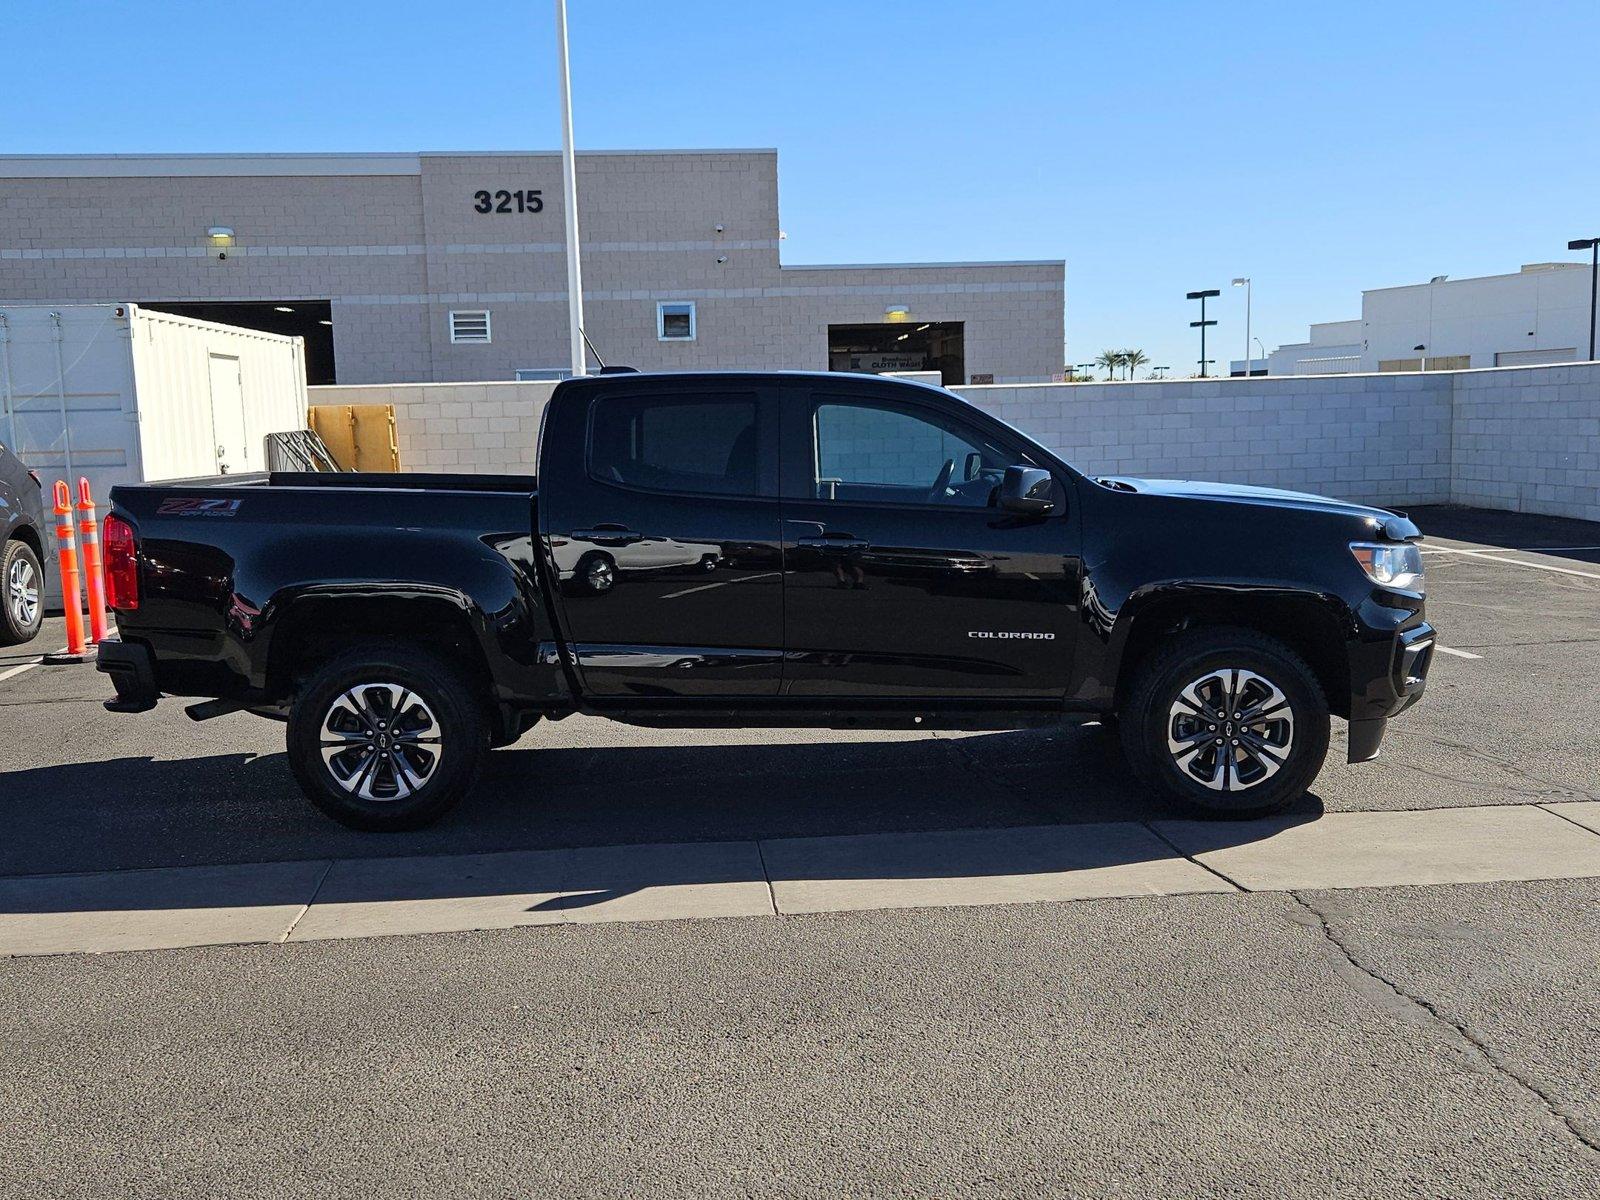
[1120,349,1150,380]
[1095,350,1122,381]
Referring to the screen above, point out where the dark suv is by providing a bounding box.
[0,440,47,645]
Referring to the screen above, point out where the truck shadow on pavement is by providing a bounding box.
[0,723,1324,922]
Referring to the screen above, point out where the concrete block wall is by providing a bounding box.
[310,380,555,475]
[1449,363,1600,521]
[956,373,1456,508]
[311,362,1600,524]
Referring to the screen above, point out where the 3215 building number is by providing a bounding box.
[472,189,544,214]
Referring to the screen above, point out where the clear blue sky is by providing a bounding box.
[8,0,1600,375]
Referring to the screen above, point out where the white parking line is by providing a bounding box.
[0,661,40,684]
[1427,547,1600,580]
[1434,645,1483,660]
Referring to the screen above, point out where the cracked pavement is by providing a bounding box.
[2,884,1598,1198]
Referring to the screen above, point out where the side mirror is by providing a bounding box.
[999,465,1055,515]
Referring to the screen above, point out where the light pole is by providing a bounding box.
[1414,344,1427,373]
[1569,237,1599,361]
[1074,362,1095,381]
[555,0,587,376]
[1151,366,1170,380]
[1232,277,1251,376]
[1253,337,1266,370]
[1187,289,1220,377]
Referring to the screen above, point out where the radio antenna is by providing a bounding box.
[579,327,606,372]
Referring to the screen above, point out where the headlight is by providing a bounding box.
[1350,541,1424,591]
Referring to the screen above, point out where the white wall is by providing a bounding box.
[312,363,1600,524]
[1450,364,1600,520]
[958,373,1454,507]
[308,380,555,475]
[961,363,1600,523]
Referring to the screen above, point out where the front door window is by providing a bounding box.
[812,401,1017,508]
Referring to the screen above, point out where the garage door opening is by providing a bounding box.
[828,321,965,386]
[140,300,336,384]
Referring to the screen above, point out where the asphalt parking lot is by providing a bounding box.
[2,504,1598,1197]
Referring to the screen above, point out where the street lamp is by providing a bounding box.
[1151,366,1170,379]
[1232,277,1251,376]
[1187,289,1220,377]
[1074,361,1096,381]
[1569,237,1599,361]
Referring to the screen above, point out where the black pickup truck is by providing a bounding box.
[97,371,1433,830]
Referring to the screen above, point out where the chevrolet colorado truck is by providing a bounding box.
[96,371,1433,830]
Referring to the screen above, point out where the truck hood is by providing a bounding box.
[1097,476,1420,539]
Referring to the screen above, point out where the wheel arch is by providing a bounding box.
[8,521,44,562]
[262,588,502,728]
[1111,585,1353,719]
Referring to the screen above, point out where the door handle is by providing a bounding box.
[572,526,644,545]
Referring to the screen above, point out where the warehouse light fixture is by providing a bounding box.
[915,324,931,332]
[206,227,234,246]
[319,320,333,327]
[896,333,910,341]
[275,306,295,313]
[884,306,910,322]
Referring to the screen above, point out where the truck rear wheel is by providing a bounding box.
[1120,627,1329,819]
[287,644,489,831]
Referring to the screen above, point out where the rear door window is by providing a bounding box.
[588,393,761,497]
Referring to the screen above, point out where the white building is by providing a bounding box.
[1238,261,1597,376]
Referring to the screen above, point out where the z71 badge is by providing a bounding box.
[156,497,243,517]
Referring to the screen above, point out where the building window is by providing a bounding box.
[450,310,491,344]
[656,301,696,341]
[514,368,573,381]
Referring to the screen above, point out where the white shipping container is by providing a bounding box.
[0,303,308,606]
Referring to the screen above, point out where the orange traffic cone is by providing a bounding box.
[43,480,89,665]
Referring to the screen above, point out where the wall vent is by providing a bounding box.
[449,310,491,344]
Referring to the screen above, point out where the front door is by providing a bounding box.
[539,381,783,697]
[779,384,1078,698]
[207,354,248,475]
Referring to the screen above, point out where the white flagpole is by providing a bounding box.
[555,0,586,376]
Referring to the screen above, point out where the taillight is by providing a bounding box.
[104,514,139,611]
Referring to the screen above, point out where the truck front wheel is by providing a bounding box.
[287,644,490,831]
[1120,627,1329,818]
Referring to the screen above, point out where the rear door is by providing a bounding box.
[539,379,784,697]
[778,382,1078,698]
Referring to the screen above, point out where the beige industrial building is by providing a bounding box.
[0,150,1064,386]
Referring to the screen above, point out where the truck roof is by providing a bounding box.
[558,370,956,398]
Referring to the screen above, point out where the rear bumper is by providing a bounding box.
[96,639,160,713]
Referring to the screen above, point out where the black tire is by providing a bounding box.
[1120,626,1329,819]
[0,539,44,646]
[286,643,490,831]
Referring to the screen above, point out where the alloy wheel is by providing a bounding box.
[8,556,39,629]
[1165,667,1295,792]
[319,683,445,802]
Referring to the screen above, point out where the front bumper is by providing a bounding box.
[1346,618,1435,763]
[96,639,160,713]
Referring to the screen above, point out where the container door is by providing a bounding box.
[206,354,248,474]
